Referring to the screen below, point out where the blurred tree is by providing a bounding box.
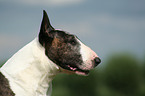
[52,70,100,96]
[142,56,145,79]
[140,56,145,96]
[103,53,142,96]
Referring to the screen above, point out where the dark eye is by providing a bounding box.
[69,39,77,45]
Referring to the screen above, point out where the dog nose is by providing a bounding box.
[94,57,101,66]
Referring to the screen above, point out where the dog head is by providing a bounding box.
[39,10,101,76]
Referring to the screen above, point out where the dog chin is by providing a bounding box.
[60,67,89,76]
[75,71,89,76]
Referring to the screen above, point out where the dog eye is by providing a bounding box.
[69,39,76,45]
[66,35,77,45]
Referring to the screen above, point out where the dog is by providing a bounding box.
[0,10,101,96]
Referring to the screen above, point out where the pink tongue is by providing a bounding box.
[75,71,88,76]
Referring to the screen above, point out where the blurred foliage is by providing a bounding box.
[0,53,145,96]
[52,53,145,96]
[102,54,142,96]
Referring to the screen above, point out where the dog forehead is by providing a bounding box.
[51,30,76,41]
[51,30,68,37]
[48,30,77,49]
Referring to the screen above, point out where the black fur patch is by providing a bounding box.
[0,72,15,96]
[44,30,83,71]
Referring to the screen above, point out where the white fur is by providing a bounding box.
[0,38,60,96]
[77,39,98,70]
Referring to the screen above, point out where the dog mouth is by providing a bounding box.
[66,65,90,76]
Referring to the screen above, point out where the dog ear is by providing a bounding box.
[40,10,54,34]
[39,10,54,46]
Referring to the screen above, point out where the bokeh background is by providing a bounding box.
[0,0,145,96]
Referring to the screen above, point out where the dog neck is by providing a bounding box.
[0,38,61,96]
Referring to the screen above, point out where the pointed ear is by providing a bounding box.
[40,10,54,33]
[39,10,54,46]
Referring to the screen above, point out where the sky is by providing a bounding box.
[0,0,145,63]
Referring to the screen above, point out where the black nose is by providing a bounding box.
[94,57,101,66]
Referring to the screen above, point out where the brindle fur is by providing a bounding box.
[0,72,15,96]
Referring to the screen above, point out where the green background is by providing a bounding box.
[1,53,145,96]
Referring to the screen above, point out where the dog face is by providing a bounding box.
[39,10,101,76]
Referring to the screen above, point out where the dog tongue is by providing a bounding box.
[75,71,89,76]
